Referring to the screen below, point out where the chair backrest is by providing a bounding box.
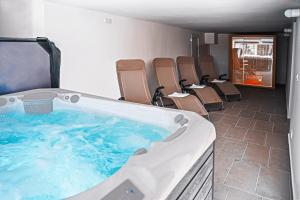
[176,56,199,85]
[232,48,243,70]
[153,58,181,95]
[116,59,152,105]
[198,55,218,80]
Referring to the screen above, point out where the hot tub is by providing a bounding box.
[0,89,215,200]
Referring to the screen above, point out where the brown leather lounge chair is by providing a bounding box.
[152,58,209,118]
[116,59,209,118]
[176,56,224,111]
[199,55,241,101]
[116,59,152,104]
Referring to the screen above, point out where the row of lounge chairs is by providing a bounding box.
[116,55,241,119]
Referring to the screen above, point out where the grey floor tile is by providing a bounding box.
[245,130,267,146]
[236,118,254,129]
[260,105,275,113]
[226,187,262,200]
[225,108,242,115]
[254,112,271,121]
[225,127,248,141]
[232,102,249,110]
[214,154,235,183]
[215,123,231,138]
[270,114,287,123]
[256,167,291,200]
[239,110,255,119]
[224,102,234,109]
[210,112,224,123]
[216,140,247,160]
[266,134,289,150]
[247,104,261,112]
[213,182,229,200]
[220,115,239,126]
[225,161,260,193]
[243,143,269,167]
[273,121,289,135]
[269,148,290,172]
[254,120,274,132]
[215,137,227,151]
[272,106,287,115]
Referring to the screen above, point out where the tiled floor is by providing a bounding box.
[211,86,291,200]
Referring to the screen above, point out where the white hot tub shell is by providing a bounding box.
[0,89,216,200]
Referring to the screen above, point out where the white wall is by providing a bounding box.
[0,0,44,37]
[43,2,193,99]
[286,22,297,118]
[210,34,230,75]
[289,18,300,200]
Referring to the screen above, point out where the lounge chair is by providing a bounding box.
[116,59,208,118]
[152,58,209,117]
[116,59,152,105]
[176,56,224,111]
[199,55,241,101]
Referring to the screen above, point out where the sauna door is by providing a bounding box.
[230,35,276,88]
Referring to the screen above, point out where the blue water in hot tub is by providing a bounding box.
[0,107,170,200]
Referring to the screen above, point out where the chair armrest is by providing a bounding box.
[152,86,165,104]
[118,97,125,100]
[179,79,192,92]
[179,79,187,87]
[219,74,228,80]
[200,75,210,85]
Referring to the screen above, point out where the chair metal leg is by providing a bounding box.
[159,97,164,107]
[225,95,230,102]
[207,113,211,121]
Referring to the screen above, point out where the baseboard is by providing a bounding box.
[288,133,295,200]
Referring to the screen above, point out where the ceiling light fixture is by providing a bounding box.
[284,28,293,33]
[284,9,300,18]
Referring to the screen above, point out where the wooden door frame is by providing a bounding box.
[228,34,277,89]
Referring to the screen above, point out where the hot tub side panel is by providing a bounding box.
[166,144,214,200]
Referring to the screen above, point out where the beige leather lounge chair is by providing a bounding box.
[116,59,208,118]
[199,55,241,101]
[116,59,152,105]
[176,56,224,111]
[152,58,209,117]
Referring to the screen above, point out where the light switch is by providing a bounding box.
[104,18,112,24]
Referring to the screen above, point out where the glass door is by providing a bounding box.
[231,35,275,88]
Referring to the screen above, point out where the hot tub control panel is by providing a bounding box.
[101,180,144,200]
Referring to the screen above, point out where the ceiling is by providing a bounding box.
[48,0,300,32]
